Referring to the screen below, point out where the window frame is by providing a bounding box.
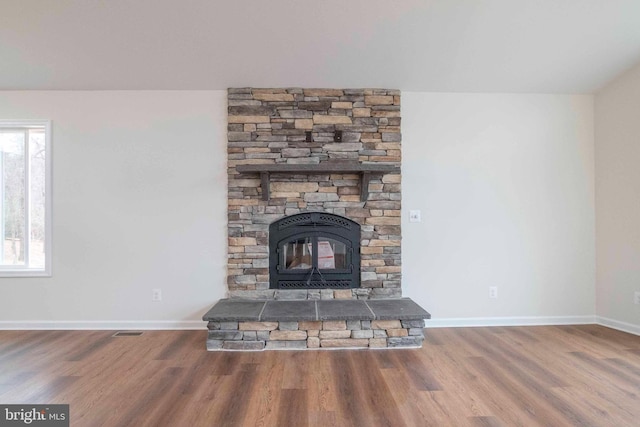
[0,119,52,277]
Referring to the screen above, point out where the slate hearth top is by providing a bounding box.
[203,298,431,322]
[261,300,317,321]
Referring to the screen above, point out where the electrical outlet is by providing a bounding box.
[634,291,640,305]
[409,210,421,223]
[152,289,162,302]
[489,286,498,299]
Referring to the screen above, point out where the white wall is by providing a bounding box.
[402,93,596,324]
[0,91,228,328]
[595,62,640,332]
[0,90,598,328]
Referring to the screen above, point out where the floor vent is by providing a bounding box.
[112,331,143,337]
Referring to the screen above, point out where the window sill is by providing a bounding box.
[0,269,51,278]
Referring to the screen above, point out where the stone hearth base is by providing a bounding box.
[203,298,430,351]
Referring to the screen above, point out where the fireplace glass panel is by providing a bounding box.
[284,237,312,270]
[317,238,346,270]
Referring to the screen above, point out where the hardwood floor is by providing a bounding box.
[0,325,638,426]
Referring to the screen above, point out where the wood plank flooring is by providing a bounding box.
[0,325,638,426]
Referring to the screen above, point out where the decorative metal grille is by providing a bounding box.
[277,212,353,230]
[278,213,312,229]
[317,214,352,229]
[278,280,352,289]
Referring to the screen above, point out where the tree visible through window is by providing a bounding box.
[0,121,51,276]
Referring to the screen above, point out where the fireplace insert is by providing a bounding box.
[269,212,361,289]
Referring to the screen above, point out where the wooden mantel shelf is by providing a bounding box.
[236,162,400,202]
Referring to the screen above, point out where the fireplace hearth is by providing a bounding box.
[269,212,360,289]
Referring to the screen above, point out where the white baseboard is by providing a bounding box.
[425,315,596,328]
[1,316,637,336]
[596,316,640,336]
[0,320,206,330]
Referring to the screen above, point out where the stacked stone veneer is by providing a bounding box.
[207,319,425,350]
[227,88,402,299]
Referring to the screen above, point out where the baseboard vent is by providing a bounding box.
[112,331,143,337]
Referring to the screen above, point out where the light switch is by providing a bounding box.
[409,210,421,222]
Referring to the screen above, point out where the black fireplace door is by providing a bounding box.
[269,213,360,289]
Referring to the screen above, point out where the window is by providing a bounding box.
[0,120,51,276]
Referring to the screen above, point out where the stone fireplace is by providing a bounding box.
[202,88,430,350]
[226,87,403,300]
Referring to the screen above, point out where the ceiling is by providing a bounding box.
[2,0,640,93]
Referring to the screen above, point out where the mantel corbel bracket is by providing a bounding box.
[260,172,270,201]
